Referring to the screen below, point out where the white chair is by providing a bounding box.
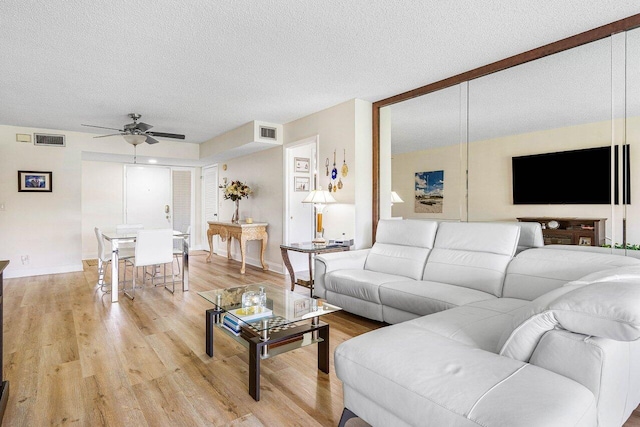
[94,227,133,293]
[123,229,175,300]
[116,223,144,250]
[116,223,144,233]
[173,225,191,277]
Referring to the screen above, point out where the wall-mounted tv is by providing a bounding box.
[512,146,630,205]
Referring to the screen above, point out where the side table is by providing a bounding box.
[280,242,350,295]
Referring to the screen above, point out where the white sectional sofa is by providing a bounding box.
[315,219,640,427]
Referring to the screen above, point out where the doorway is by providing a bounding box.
[284,136,317,273]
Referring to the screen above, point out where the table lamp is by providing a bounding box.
[391,191,404,205]
[302,187,336,244]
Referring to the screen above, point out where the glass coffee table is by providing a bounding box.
[198,282,342,401]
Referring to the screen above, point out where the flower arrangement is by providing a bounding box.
[224,180,252,201]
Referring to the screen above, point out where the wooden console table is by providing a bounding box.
[206,221,269,274]
[517,217,606,247]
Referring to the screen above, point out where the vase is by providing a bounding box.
[231,199,240,223]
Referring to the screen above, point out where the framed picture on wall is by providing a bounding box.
[18,170,52,192]
[294,176,310,192]
[294,157,310,173]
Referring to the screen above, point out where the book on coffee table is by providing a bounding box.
[226,306,273,323]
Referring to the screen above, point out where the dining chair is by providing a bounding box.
[173,225,191,277]
[116,224,144,250]
[123,229,175,300]
[94,227,134,293]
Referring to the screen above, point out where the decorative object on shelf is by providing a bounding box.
[294,157,310,173]
[337,177,343,189]
[415,170,444,214]
[18,170,52,192]
[547,220,560,229]
[331,150,338,180]
[325,158,329,176]
[391,191,404,205]
[341,149,349,177]
[224,180,252,223]
[302,186,337,244]
[578,236,592,246]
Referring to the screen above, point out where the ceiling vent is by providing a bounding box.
[34,133,65,147]
[259,126,277,140]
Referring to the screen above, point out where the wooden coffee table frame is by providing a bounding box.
[205,308,330,401]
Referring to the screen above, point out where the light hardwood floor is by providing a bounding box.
[2,251,382,426]
[2,251,640,426]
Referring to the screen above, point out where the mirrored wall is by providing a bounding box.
[376,17,640,257]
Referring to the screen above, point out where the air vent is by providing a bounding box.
[34,133,65,147]
[259,126,277,140]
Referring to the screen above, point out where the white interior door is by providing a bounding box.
[285,138,316,273]
[125,165,172,229]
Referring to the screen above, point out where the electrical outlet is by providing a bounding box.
[21,255,30,265]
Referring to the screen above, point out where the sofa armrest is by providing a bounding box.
[313,249,370,299]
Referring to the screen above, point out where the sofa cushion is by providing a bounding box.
[325,269,407,304]
[364,243,433,280]
[404,298,529,352]
[335,323,596,427]
[503,248,640,300]
[364,219,438,280]
[379,280,496,317]
[422,222,520,296]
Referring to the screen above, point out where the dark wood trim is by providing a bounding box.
[371,13,640,241]
[372,105,380,242]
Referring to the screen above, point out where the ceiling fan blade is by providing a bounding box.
[147,131,185,140]
[145,136,160,144]
[93,133,123,138]
[81,124,124,132]
[135,122,153,132]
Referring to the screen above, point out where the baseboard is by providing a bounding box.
[4,263,84,279]
[214,250,284,275]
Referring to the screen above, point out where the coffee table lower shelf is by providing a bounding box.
[205,308,330,401]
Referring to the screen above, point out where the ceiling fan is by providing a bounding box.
[81,113,186,145]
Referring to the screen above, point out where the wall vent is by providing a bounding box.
[34,133,65,147]
[259,126,277,140]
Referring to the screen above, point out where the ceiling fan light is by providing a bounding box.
[123,134,147,145]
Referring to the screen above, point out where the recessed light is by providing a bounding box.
[148,159,157,164]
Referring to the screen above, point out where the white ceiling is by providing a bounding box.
[1,1,640,145]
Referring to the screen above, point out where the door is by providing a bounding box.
[125,165,172,228]
[285,137,316,274]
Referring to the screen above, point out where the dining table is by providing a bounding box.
[101,229,190,303]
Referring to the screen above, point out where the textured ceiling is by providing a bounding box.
[1,1,640,144]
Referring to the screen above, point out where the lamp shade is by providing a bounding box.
[391,191,404,203]
[302,187,336,205]
[123,134,147,146]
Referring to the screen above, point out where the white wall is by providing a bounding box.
[1,99,374,278]
[215,146,285,272]
[0,124,200,278]
[284,98,373,248]
[0,126,83,278]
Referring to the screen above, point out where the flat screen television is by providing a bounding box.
[512,146,628,205]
